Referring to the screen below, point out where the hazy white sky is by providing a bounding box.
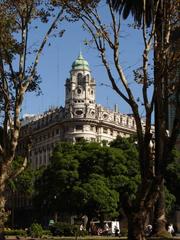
[22,3,147,118]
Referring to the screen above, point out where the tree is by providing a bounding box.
[0,0,97,229]
[0,0,66,228]
[34,141,140,223]
[7,156,35,227]
[59,1,179,239]
[165,150,180,208]
[8,156,35,195]
[109,0,180,235]
[34,142,80,221]
[109,0,153,27]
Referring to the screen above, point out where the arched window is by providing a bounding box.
[86,74,90,82]
[77,73,83,85]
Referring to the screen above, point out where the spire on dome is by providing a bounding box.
[79,50,83,58]
[71,52,90,71]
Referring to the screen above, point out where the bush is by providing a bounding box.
[156,230,172,239]
[29,223,43,238]
[42,230,52,236]
[50,222,87,236]
[3,229,27,237]
[120,227,128,237]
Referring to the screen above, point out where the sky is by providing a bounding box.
[21,3,146,118]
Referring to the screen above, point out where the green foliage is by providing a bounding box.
[80,174,119,218]
[50,222,86,236]
[164,186,176,214]
[42,230,52,236]
[120,227,128,237]
[110,136,140,200]
[7,156,35,195]
[34,138,178,226]
[29,223,43,238]
[3,229,27,236]
[35,138,140,221]
[165,149,180,206]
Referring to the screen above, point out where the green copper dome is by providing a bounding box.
[72,52,90,71]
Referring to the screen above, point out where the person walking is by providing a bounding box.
[168,223,174,235]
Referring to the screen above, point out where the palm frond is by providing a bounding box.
[108,0,154,27]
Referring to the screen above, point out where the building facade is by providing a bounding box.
[19,53,137,169]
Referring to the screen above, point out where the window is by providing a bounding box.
[77,73,84,85]
[39,156,42,165]
[86,74,89,81]
[91,111,95,116]
[103,128,108,134]
[77,88,81,94]
[52,130,54,137]
[76,125,83,131]
[75,137,84,142]
[90,125,94,131]
[75,110,83,115]
[103,114,108,120]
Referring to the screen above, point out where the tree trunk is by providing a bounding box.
[153,180,167,234]
[0,188,8,231]
[128,211,147,240]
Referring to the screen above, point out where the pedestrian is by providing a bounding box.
[114,225,119,237]
[80,224,83,231]
[104,223,109,231]
[145,224,152,236]
[82,215,88,230]
[104,223,109,235]
[168,223,174,235]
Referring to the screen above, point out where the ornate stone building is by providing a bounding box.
[19,53,137,169]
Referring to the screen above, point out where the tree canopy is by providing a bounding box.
[34,140,140,221]
[35,138,177,222]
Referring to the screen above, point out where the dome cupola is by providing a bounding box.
[72,52,90,71]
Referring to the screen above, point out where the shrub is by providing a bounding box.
[156,230,172,239]
[3,229,27,237]
[50,222,87,236]
[29,223,43,238]
[120,227,128,237]
[42,230,52,236]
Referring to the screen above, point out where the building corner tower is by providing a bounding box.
[65,52,96,119]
